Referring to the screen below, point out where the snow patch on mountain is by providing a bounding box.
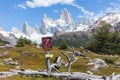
[40,14,57,34]
[73,23,89,31]
[34,24,41,34]
[101,13,120,26]
[0,31,17,45]
[23,22,34,36]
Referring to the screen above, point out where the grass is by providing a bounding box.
[0,45,120,79]
[0,41,5,46]
[8,75,61,80]
[103,57,116,64]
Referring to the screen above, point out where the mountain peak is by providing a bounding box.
[59,8,74,25]
[23,22,33,36]
[34,24,40,34]
[43,13,48,20]
[62,8,68,13]
[11,27,22,34]
[24,21,29,26]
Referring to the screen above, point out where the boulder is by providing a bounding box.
[0,52,9,57]
[5,44,14,48]
[115,62,120,68]
[88,58,108,71]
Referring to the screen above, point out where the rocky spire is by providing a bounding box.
[59,8,74,25]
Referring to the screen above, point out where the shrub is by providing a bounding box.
[17,37,25,47]
[59,40,68,49]
[17,37,32,47]
[104,58,115,64]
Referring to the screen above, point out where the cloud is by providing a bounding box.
[71,3,94,19]
[16,0,120,21]
[75,0,120,21]
[16,0,94,16]
[16,4,26,9]
[18,0,75,9]
[53,10,59,13]
[17,0,94,17]
[17,0,95,20]
[16,0,94,19]
[77,15,82,18]
[95,1,120,19]
[76,0,120,22]
[106,2,120,13]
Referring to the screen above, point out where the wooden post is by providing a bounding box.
[42,37,52,75]
[46,51,51,74]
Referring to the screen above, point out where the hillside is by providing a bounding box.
[53,31,91,47]
[0,45,120,79]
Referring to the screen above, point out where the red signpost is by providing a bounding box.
[42,37,52,50]
[42,37,52,74]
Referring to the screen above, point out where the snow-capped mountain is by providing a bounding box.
[0,8,90,45]
[53,13,120,47]
[59,8,74,25]
[73,23,89,31]
[92,13,120,28]
[2,9,120,45]
[90,13,120,33]
[101,13,120,26]
[40,8,76,34]
[23,22,34,36]
[40,14,57,34]
[0,31,17,45]
[34,24,40,34]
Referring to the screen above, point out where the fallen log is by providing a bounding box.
[0,69,120,80]
[9,69,107,80]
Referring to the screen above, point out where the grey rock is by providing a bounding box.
[88,58,108,71]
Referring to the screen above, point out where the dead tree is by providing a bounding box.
[61,51,77,72]
[68,47,87,57]
[61,47,86,72]
[45,56,64,73]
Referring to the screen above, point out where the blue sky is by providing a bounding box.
[0,0,120,31]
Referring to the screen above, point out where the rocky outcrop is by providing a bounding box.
[0,33,17,45]
[88,58,108,71]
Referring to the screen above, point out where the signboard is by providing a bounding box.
[42,37,52,50]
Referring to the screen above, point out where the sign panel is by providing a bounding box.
[42,37,52,50]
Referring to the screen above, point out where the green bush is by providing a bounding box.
[59,40,68,49]
[17,37,32,47]
[86,22,120,55]
[0,40,7,46]
[104,58,115,64]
